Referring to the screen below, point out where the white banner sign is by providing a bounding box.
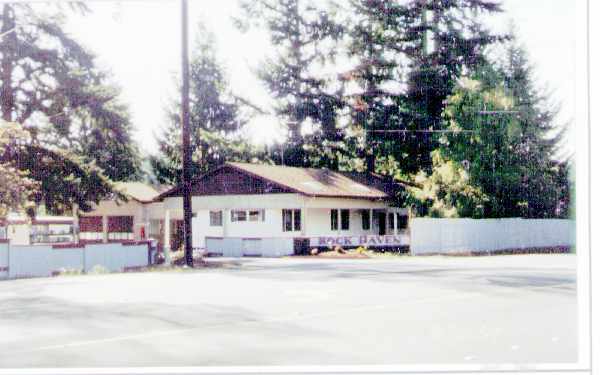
[310,234,410,248]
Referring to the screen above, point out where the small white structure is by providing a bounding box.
[0,214,75,245]
[157,162,409,257]
[78,182,169,246]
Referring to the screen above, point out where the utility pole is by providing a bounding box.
[181,0,194,267]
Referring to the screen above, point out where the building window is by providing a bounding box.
[330,209,338,231]
[361,210,371,230]
[397,214,408,229]
[209,211,223,226]
[282,209,301,232]
[249,210,265,222]
[107,216,134,241]
[293,209,301,231]
[341,209,350,231]
[388,213,395,230]
[231,210,247,222]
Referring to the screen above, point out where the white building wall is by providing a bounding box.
[166,193,404,256]
[6,224,30,245]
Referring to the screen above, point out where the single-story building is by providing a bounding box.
[77,182,171,246]
[0,214,75,245]
[156,162,410,257]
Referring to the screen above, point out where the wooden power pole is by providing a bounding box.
[181,0,194,267]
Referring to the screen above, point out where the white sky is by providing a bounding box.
[63,0,576,156]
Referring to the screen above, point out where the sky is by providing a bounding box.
[63,0,577,156]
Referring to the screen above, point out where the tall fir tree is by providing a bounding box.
[341,0,504,176]
[151,22,267,185]
[236,0,345,168]
[343,0,408,173]
[0,3,140,213]
[499,34,571,218]
[401,0,504,174]
[428,39,571,219]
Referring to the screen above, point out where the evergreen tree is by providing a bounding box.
[0,3,139,213]
[430,62,570,218]
[0,120,115,214]
[236,0,345,167]
[151,23,267,185]
[401,0,504,173]
[343,0,408,173]
[499,35,571,217]
[341,0,504,175]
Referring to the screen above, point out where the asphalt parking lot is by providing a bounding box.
[0,254,577,368]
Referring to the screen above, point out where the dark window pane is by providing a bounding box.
[398,214,408,229]
[249,210,263,222]
[231,210,247,222]
[341,209,350,230]
[330,209,338,231]
[108,216,133,233]
[210,211,222,226]
[361,210,370,230]
[282,209,293,232]
[293,209,301,231]
[388,213,395,230]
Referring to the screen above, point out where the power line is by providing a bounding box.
[367,129,476,134]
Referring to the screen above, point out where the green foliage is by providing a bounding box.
[151,22,269,185]
[0,122,39,217]
[0,120,114,215]
[237,0,346,168]
[342,0,505,175]
[409,150,487,218]
[0,3,141,186]
[400,0,505,173]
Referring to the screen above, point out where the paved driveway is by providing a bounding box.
[0,255,577,368]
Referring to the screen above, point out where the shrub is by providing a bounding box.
[334,245,345,254]
[56,268,82,276]
[88,265,110,274]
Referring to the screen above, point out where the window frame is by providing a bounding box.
[330,209,338,231]
[248,209,265,222]
[282,209,301,232]
[231,210,247,222]
[209,211,223,227]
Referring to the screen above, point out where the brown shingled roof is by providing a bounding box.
[225,162,394,199]
[157,162,404,201]
[115,182,169,203]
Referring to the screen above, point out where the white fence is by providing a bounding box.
[410,218,575,255]
[0,241,150,280]
[0,242,8,278]
[205,237,295,257]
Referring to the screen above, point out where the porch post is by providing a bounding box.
[337,209,341,235]
[72,203,79,243]
[222,209,229,237]
[301,207,307,237]
[369,209,373,233]
[102,215,108,243]
[394,210,399,235]
[163,209,171,266]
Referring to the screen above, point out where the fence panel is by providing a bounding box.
[410,218,575,255]
[8,245,54,278]
[0,242,149,280]
[0,242,8,279]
